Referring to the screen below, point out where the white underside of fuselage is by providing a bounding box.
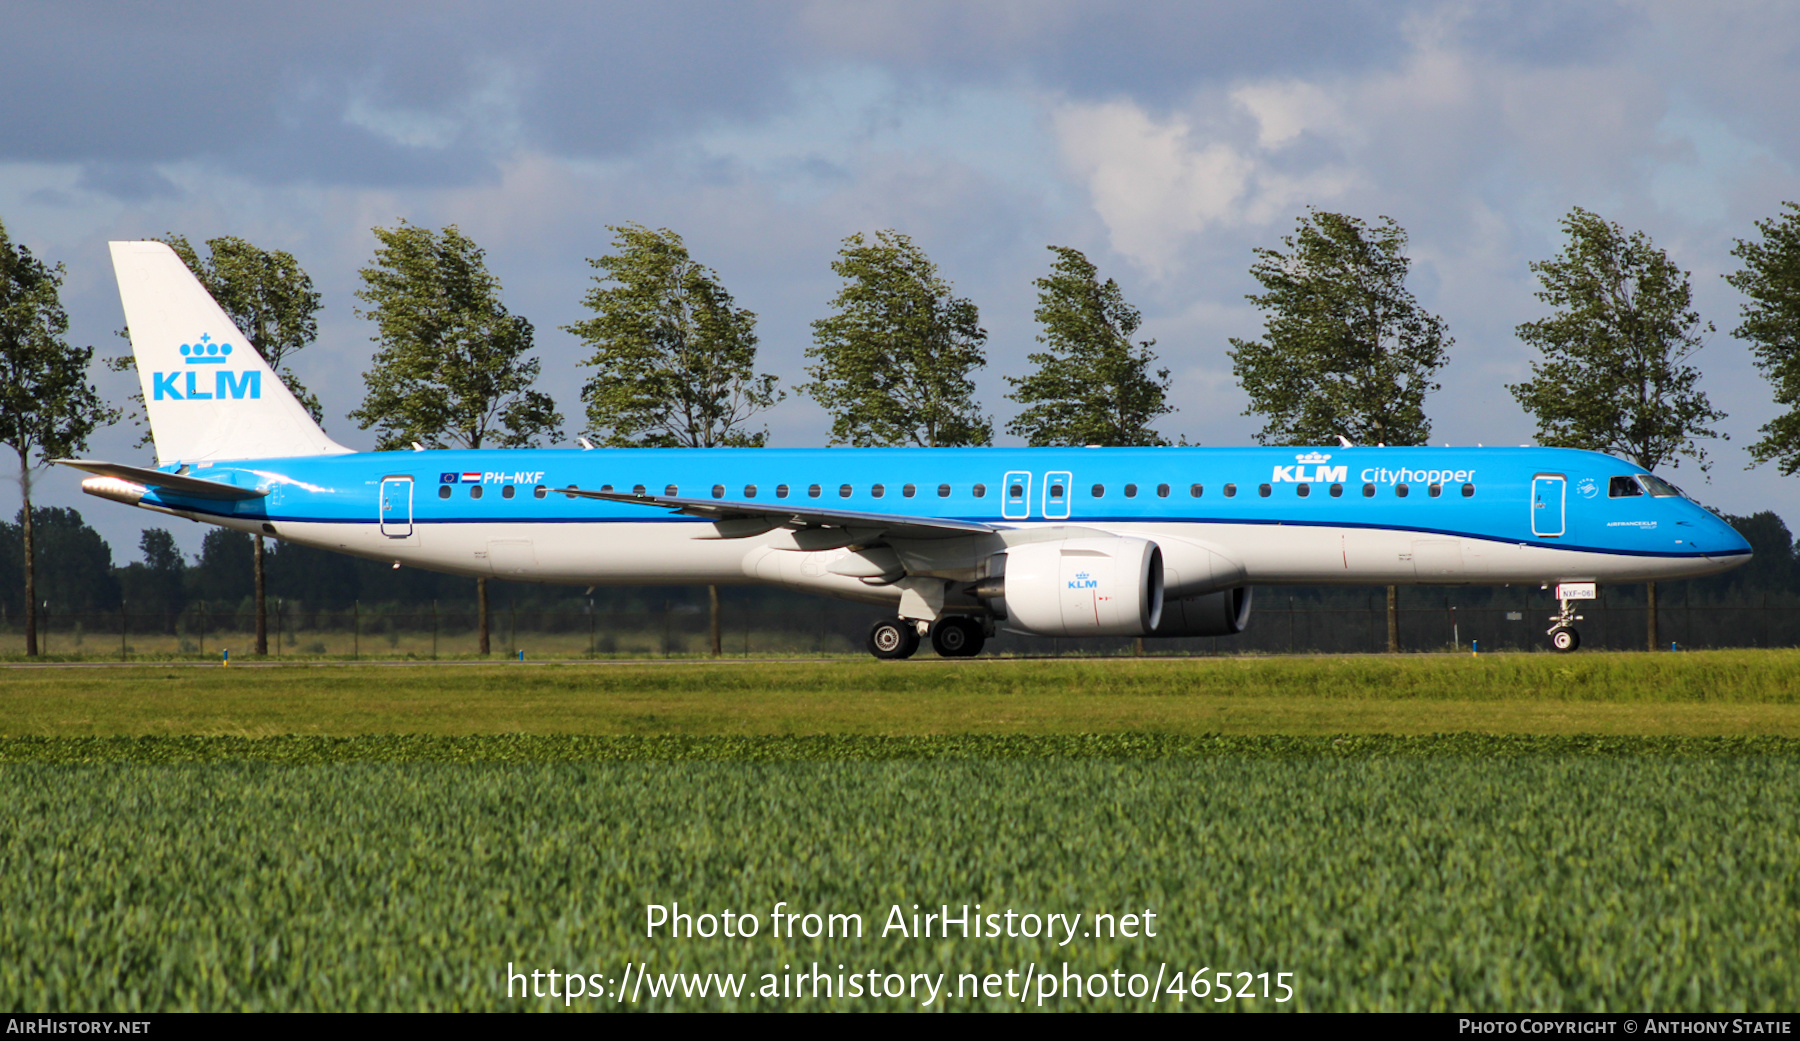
[187,508,1743,612]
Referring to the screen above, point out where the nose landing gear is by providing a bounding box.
[1546,583,1591,653]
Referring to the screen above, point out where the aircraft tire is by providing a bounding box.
[1549,626,1580,653]
[868,619,920,660]
[930,616,986,657]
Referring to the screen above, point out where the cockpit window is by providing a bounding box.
[1639,474,1682,498]
[1608,475,1643,498]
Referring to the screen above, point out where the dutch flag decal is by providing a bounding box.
[461,472,481,483]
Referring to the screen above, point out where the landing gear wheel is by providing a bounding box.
[930,616,986,658]
[1549,626,1580,653]
[868,619,920,660]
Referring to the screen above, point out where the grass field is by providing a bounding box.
[3,654,1797,1011]
[2,650,1800,737]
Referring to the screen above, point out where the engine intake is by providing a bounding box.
[986,537,1164,637]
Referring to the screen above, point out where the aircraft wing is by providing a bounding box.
[554,486,998,540]
[56,459,268,501]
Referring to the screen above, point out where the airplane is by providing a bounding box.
[62,240,1752,658]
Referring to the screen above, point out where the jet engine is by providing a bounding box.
[978,537,1164,637]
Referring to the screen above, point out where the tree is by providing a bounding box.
[1509,206,1725,650]
[568,223,782,448]
[349,221,563,654]
[1726,201,1800,475]
[116,528,187,633]
[804,230,991,447]
[0,219,118,655]
[565,223,783,655]
[1006,246,1172,447]
[1229,211,1449,448]
[114,234,326,656]
[1229,210,1450,652]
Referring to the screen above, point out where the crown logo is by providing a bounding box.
[1295,452,1331,464]
[179,332,234,365]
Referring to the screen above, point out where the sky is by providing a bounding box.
[4,0,1800,562]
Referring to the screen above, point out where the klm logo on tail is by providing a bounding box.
[152,334,261,401]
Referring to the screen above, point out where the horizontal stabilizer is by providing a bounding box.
[557,487,998,540]
[57,459,267,500]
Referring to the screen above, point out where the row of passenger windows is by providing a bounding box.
[438,480,1478,501]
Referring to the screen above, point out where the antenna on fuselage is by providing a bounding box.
[578,437,595,450]
[1337,435,1353,448]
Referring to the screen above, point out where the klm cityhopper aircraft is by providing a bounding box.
[64,240,1751,658]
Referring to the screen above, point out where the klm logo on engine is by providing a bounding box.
[1271,451,1347,483]
[151,334,261,401]
[1068,570,1098,590]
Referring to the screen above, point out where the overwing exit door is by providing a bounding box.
[380,476,414,537]
[1531,474,1565,537]
[1043,470,1071,519]
[1002,471,1031,520]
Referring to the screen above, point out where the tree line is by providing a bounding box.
[2,200,1800,655]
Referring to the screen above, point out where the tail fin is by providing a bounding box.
[109,240,351,464]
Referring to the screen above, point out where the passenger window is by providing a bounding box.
[1224,484,1237,498]
[438,485,451,500]
[1609,475,1644,498]
[633,484,647,495]
[871,484,884,498]
[1396,483,1410,498]
[665,484,678,496]
[744,485,757,498]
[972,484,986,498]
[839,484,852,498]
[1009,483,1024,497]
[533,485,547,499]
[1050,483,1064,497]
[470,485,483,500]
[903,484,916,498]
[1330,483,1343,498]
[1296,483,1310,498]
[1091,484,1105,497]
[1258,484,1271,497]
[600,485,612,492]
[502,484,516,500]
[1124,484,1138,498]
[565,484,584,500]
[1156,484,1170,497]
[808,484,821,498]
[1362,483,1375,497]
[776,484,789,499]
[938,484,951,497]
[1190,484,1203,497]
[1428,483,1441,498]
[1461,483,1475,498]
[711,484,725,499]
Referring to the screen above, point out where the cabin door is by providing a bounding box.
[1531,474,1565,537]
[380,476,414,537]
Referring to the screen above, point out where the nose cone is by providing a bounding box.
[1701,512,1753,564]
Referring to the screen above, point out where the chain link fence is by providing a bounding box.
[2,586,1795,659]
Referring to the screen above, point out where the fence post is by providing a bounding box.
[120,599,127,660]
[432,599,439,660]
[353,600,360,661]
[198,601,205,658]
[275,599,282,657]
[508,599,516,658]
[587,598,596,658]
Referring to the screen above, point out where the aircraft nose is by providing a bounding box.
[1705,514,1752,561]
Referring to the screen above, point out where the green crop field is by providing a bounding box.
[2,655,1797,1011]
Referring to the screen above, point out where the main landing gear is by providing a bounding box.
[866,617,987,660]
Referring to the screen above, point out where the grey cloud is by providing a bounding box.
[73,162,184,201]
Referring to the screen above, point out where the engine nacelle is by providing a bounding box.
[993,537,1164,637]
[1151,586,1252,637]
